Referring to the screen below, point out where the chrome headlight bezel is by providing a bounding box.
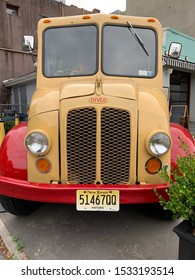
[145,131,171,156]
[25,130,50,156]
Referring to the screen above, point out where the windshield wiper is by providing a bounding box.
[127,21,149,57]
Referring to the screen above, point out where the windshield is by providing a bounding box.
[43,25,98,77]
[102,25,156,77]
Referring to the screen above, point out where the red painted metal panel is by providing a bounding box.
[170,123,195,166]
[0,122,27,180]
[0,175,168,204]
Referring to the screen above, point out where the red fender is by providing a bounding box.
[0,122,27,180]
[170,123,195,167]
[0,122,194,182]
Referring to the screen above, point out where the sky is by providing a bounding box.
[65,0,126,13]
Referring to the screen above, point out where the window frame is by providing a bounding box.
[101,23,158,79]
[42,24,99,78]
[6,4,19,16]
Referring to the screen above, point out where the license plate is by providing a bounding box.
[76,190,119,211]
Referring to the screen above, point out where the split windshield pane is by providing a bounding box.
[102,25,156,78]
[43,25,98,77]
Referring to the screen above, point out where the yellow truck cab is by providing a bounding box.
[0,14,194,215]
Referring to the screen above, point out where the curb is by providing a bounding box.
[0,218,28,260]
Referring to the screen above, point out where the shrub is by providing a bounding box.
[4,120,15,133]
[155,138,195,226]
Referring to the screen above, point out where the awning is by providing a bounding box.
[2,71,36,87]
[163,56,195,71]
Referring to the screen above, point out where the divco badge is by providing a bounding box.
[88,97,108,104]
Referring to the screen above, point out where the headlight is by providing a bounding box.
[146,132,171,156]
[25,132,49,155]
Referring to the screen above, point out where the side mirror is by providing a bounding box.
[23,35,34,51]
[168,42,182,59]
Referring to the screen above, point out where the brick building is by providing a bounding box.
[0,0,99,104]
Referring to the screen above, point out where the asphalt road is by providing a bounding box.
[0,204,6,213]
[0,203,180,260]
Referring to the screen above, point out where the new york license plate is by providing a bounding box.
[76,190,119,211]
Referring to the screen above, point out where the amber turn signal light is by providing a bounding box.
[145,158,162,174]
[36,157,51,173]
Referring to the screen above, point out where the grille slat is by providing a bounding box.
[101,108,130,184]
[66,107,130,185]
[67,108,97,184]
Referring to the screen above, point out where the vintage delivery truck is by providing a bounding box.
[0,13,194,215]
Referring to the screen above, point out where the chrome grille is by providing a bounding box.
[67,108,97,184]
[101,108,130,184]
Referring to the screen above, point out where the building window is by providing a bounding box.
[13,86,27,114]
[170,71,190,106]
[6,4,19,16]
[170,71,190,128]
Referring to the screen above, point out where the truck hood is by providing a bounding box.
[60,78,137,100]
[29,78,137,118]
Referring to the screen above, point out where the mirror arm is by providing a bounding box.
[27,42,37,68]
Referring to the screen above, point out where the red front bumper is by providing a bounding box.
[0,175,168,204]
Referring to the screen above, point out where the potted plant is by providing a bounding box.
[155,137,195,260]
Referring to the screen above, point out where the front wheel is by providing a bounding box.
[0,195,42,216]
[157,204,174,220]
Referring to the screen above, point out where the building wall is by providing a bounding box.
[190,74,195,122]
[126,0,195,37]
[10,80,35,115]
[163,28,195,63]
[126,0,195,133]
[0,0,99,103]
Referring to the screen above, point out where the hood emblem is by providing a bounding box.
[89,96,108,104]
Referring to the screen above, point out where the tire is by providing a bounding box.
[0,195,42,216]
[157,205,174,220]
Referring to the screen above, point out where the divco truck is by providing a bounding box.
[0,14,194,215]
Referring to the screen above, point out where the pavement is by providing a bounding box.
[0,204,27,260]
[0,201,181,260]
